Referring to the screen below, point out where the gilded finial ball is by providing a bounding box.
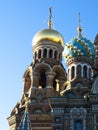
[77,26,82,33]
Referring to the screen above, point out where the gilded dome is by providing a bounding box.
[32,29,64,46]
[63,36,95,61]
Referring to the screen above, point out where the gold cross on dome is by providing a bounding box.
[48,7,52,29]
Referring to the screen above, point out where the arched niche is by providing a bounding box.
[33,109,43,114]
[23,66,32,93]
[52,65,67,90]
[63,90,77,99]
[34,63,51,88]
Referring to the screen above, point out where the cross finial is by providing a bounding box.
[48,7,52,29]
[77,12,82,37]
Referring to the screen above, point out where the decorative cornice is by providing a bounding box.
[66,56,93,66]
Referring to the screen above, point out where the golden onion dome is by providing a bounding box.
[32,29,64,46]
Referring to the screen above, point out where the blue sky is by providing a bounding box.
[0,0,98,129]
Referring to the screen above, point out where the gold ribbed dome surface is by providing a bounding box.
[32,29,64,46]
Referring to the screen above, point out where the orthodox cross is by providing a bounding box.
[48,7,52,29]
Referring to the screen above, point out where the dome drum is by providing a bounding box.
[33,40,64,51]
[33,43,62,64]
[66,56,93,67]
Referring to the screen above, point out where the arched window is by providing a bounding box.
[65,92,76,99]
[83,66,87,78]
[38,49,41,59]
[43,48,47,58]
[39,71,46,88]
[34,51,37,60]
[34,109,43,114]
[71,66,75,79]
[49,49,53,58]
[77,65,81,78]
[54,50,57,59]
[75,120,83,130]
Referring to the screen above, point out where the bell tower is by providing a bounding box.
[25,7,67,94]
[8,9,98,130]
[8,8,66,130]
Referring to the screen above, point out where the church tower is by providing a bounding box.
[62,13,95,97]
[8,9,98,130]
[93,34,98,93]
[7,8,66,130]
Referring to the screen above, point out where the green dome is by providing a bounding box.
[63,36,95,61]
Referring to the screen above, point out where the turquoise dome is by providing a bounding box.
[63,36,95,61]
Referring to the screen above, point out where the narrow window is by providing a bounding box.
[49,49,53,58]
[71,66,75,79]
[77,65,81,78]
[38,49,41,59]
[75,120,83,130]
[54,50,57,59]
[43,48,47,58]
[83,66,87,78]
[34,51,37,60]
[39,71,46,88]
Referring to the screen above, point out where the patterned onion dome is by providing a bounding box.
[32,29,64,46]
[63,36,95,61]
